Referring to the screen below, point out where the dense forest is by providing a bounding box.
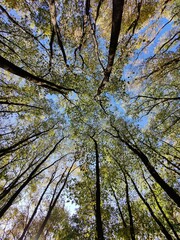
[0,0,179,239]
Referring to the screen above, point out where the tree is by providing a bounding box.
[0,0,179,239]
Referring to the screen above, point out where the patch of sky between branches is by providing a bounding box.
[118,17,176,130]
[45,93,66,113]
[122,17,175,82]
[106,90,148,129]
[106,93,125,116]
[106,93,147,128]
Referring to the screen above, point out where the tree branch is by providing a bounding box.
[0,55,76,94]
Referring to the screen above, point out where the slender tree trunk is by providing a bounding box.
[95,0,104,22]
[0,125,56,158]
[0,138,64,218]
[19,173,54,240]
[125,139,180,208]
[91,136,104,240]
[129,174,173,240]
[48,0,68,65]
[85,0,90,15]
[34,160,75,240]
[0,160,35,200]
[143,173,179,240]
[34,208,52,240]
[113,127,180,208]
[110,184,127,228]
[123,173,135,240]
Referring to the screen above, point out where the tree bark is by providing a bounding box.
[0,56,74,94]
[0,155,38,200]
[110,184,127,228]
[97,0,124,96]
[91,136,104,240]
[123,173,135,240]
[34,159,75,240]
[129,174,174,240]
[0,138,64,218]
[0,100,43,109]
[143,173,179,240]
[19,172,55,240]
[48,0,68,65]
[124,139,180,208]
[0,126,56,158]
[113,126,180,208]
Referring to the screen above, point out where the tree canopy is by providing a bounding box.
[0,0,179,239]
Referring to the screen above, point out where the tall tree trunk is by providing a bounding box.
[97,0,124,95]
[0,138,64,218]
[143,173,179,240]
[112,126,180,208]
[34,160,75,240]
[124,139,180,208]
[129,174,174,240]
[123,172,135,240]
[110,184,127,228]
[0,155,37,200]
[0,127,54,158]
[91,136,104,240]
[19,172,55,240]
